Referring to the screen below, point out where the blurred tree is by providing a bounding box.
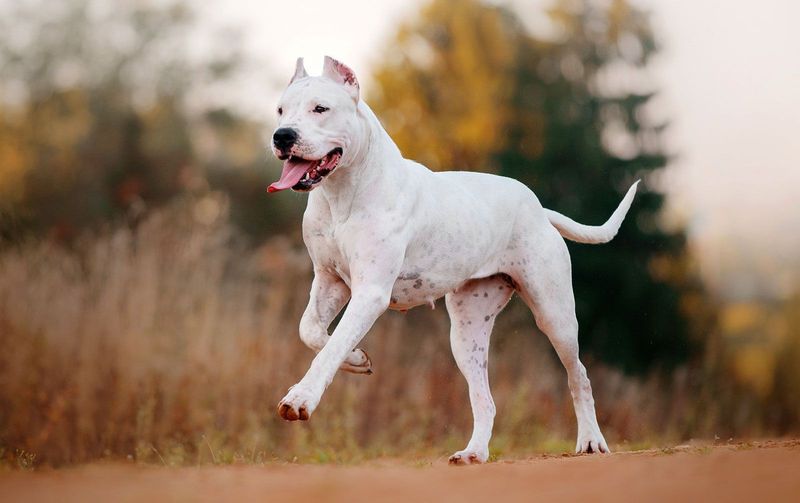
[370,0,523,171]
[0,0,292,242]
[0,1,191,240]
[370,0,714,373]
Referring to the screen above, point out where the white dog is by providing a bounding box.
[268,56,638,464]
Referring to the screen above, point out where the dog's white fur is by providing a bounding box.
[271,57,639,464]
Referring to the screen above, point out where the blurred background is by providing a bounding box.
[0,0,798,467]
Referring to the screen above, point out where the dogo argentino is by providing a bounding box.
[267,56,639,464]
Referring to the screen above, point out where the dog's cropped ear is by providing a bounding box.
[290,57,308,84]
[322,56,359,102]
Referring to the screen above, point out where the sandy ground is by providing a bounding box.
[1,441,799,503]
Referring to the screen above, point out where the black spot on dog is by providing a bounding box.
[484,315,490,321]
[413,279,423,289]
[483,292,488,298]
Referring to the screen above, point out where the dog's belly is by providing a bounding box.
[387,250,502,310]
[386,210,517,310]
[388,273,462,310]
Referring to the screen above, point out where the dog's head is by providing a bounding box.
[267,56,361,193]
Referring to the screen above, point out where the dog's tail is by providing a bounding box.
[545,180,640,244]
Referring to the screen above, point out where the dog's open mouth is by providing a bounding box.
[267,148,343,193]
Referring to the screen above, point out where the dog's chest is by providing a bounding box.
[304,224,458,308]
[304,225,352,280]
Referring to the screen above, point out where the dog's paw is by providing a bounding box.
[339,348,373,375]
[575,431,610,454]
[448,449,488,466]
[277,386,318,421]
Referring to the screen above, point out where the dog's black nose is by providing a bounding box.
[273,128,298,151]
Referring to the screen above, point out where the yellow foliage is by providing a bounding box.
[0,113,30,207]
[731,346,775,397]
[0,89,93,207]
[719,295,798,398]
[720,302,767,336]
[369,0,518,171]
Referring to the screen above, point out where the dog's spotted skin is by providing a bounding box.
[270,56,639,462]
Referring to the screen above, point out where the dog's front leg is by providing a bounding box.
[299,271,372,374]
[278,283,392,421]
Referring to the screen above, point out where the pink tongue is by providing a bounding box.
[267,158,316,193]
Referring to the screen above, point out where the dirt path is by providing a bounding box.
[2,441,799,502]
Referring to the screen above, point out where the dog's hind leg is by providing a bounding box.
[511,225,610,454]
[299,271,372,374]
[445,275,513,465]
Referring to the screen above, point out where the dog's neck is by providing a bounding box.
[317,100,404,219]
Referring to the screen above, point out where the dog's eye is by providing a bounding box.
[313,105,329,114]
[277,107,283,115]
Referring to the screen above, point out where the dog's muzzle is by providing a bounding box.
[268,147,343,193]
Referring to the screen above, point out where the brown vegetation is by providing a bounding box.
[1,198,794,467]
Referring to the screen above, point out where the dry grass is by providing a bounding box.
[0,194,774,467]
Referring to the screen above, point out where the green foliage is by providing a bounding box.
[370,0,713,373]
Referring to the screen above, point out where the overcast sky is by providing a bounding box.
[203,0,800,299]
